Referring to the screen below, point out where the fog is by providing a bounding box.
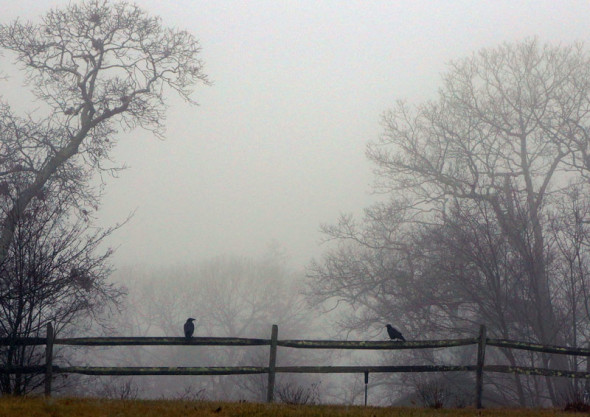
[3,0,590,406]
[2,1,588,269]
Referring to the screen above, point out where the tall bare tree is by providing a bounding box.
[0,0,208,265]
[308,39,590,406]
[0,0,207,395]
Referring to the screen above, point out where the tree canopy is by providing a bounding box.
[0,0,208,395]
[308,39,590,406]
[0,0,208,264]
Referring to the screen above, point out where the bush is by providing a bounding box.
[98,378,139,400]
[561,385,590,412]
[276,382,320,405]
[172,385,207,401]
[415,379,451,408]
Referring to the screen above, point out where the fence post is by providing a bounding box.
[44,322,54,397]
[266,324,278,403]
[364,371,369,406]
[586,342,590,398]
[475,324,486,409]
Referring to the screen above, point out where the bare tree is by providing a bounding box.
[0,190,125,395]
[308,39,590,406]
[0,0,207,395]
[0,0,208,265]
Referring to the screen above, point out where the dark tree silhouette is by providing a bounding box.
[0,0,208,266]
[0,0,207,395]
[308,39,590,406]
[0,190,125,395]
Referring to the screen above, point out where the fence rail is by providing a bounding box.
[487,339,590,356]
[0,337,269,346]
[2,323,590,408]
[276,338,477,349]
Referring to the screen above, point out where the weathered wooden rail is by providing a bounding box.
[2,323,590,408]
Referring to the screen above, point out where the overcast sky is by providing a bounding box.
[2,1,590,270]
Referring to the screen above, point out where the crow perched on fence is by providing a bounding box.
[184,318,196,338]
[386,324,405,341]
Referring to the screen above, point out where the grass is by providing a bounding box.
[0,397,588,417]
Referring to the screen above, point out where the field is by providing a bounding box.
[0,398,588,417]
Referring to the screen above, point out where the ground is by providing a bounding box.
[0,397,587,417]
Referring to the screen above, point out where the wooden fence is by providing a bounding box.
[2,323,590,408]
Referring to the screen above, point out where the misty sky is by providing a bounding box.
[2,1,590,270]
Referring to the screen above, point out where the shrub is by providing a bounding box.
[276,381,320,405]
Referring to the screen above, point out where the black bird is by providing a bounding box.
[386,324,405,341]
[184,318,196,338]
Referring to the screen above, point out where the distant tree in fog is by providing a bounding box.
[308,39,590,406]
[78,254,317,402]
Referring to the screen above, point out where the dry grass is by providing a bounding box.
[0,397,588,417]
